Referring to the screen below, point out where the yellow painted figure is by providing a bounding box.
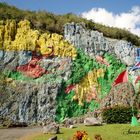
[0,20,77,58]
[73,68,105,105]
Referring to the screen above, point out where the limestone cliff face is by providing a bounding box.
[0,21,140,125]
[0,20,73,125]
[0,82,60,124]
[64,22,136,66]
[0,56,71,124]
[64,22,140,84]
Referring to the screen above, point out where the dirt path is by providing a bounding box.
[0,127,42,140]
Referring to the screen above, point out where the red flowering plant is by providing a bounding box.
[72,131,90,140]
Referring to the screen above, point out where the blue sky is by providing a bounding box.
[0,0,139,15]
[0,0,140,36]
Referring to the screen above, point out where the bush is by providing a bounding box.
[102,106,138,124]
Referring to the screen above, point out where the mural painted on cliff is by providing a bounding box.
[65,68,105,106]
[1,20,130,123]
[0,20,77,58]
[0,20,77,78]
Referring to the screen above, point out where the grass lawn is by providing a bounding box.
[28,124,140,140]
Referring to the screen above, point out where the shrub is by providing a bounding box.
[102,105,138,124]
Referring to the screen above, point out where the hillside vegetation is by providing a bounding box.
[0,2,140,47]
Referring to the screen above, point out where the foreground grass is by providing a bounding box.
[28,124,140,140]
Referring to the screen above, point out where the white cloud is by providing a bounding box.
[81,6,140,36]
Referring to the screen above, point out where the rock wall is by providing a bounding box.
[64,22,136,66]
[100,83,137,109]
[64,22,140,85]
[0,53,72,124]
[0,81,61,124]
[0,20,73,125]
[0,20,140,125]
